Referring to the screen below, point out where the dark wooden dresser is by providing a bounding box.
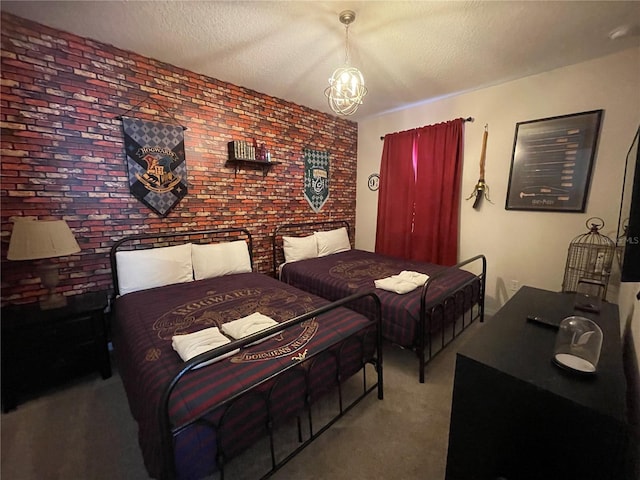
[446,286,629,480]
[1,291,111,412]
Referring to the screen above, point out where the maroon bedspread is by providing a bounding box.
[280,249,479,347]
[112,272,376,480]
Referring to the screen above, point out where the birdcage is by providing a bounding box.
[561,217,616,299]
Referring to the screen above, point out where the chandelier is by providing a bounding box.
[324,10,367,116]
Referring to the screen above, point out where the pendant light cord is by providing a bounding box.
[344,24,350,64]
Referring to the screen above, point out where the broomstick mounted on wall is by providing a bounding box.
[466,124,493,209]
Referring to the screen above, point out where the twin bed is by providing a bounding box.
[110,224,485,480]
[272,221,486,383]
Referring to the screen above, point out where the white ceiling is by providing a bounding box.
[2,1,639,121]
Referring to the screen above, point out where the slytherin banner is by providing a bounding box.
[303,148,330,213]
[122,117,188,216]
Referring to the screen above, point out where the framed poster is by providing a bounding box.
[505,110,603,212]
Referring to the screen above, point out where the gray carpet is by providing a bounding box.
[1,321,483,480]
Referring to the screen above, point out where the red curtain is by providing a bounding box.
[375,118,464,265]
[375,130,416,258]
[413,118,464,265]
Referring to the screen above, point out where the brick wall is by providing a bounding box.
[0,13,357,305]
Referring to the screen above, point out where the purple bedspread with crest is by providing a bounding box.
[280,249,480,347]
[112,272,376,480]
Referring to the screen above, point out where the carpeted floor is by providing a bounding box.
[1,321,483,480]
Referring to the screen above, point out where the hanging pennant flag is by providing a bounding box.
[303,148,330,213]
[121,116,188,217]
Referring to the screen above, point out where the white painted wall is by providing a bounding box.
[356,47,640,319]
[619,282,640,339]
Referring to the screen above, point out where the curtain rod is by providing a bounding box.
[380,117,474,140]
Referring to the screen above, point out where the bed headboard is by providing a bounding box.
[110,228,252,297]
[271,220,350,276]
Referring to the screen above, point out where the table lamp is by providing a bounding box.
[7,217,81,309]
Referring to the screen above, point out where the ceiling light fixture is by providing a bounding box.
[324,10,367,116]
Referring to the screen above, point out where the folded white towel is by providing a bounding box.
[172,327,239,369]
[395,270,429,287]
[374,270,430,294]
[374,277,418,294]
[221,312,280,345]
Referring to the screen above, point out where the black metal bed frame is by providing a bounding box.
[271,220,354,276]
[271,221,486,383]
[416,254,486,382]
[110,228,383,480]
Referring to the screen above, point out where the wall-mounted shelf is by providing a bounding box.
[226,158,281,177]
[227,140,279,177]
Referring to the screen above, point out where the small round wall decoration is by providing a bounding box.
[368,173,380,191]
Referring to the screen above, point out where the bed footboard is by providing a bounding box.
[158,290,383,480]
[417,254,486,383]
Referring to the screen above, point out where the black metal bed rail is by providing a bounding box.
[271,220,351,276]
[158,290,383,480]
[417,254,486,383]
[109,227,253,297]
[252,332,378,480]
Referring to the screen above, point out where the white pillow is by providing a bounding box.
[314,227,351,257]
[116,243,193,296]
[191,240,252,280]
[282,234,318,263]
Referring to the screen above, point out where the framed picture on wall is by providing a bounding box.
[505,109,603,212]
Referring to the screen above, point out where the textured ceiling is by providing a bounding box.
[2,1,639,121]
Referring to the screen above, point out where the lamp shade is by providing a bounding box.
[7,218,81,260]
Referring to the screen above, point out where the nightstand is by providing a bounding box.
[1,291,111,412]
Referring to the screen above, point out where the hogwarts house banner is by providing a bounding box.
[303,148,330,213]
[122,116,188,217]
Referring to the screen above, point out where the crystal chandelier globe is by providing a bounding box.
[324,10,367,116]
